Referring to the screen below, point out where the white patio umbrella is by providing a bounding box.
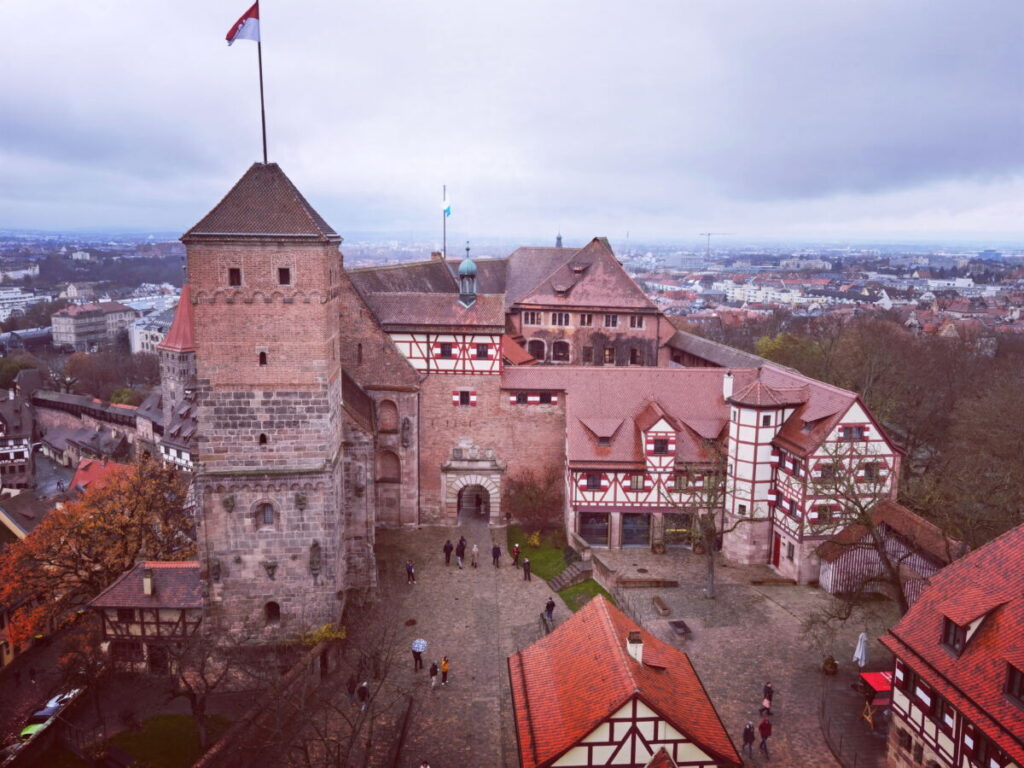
[411,638,428,653]
[853,631,869,668]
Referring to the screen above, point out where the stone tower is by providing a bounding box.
[156,284,196,427]
[183,163,348,636]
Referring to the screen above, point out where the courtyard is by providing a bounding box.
[286,519,897,768]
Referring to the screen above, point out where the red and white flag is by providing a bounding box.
[226,2,260,46]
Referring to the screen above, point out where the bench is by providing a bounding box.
[652,595,670,617]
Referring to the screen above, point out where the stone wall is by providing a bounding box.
[417,374,566,524]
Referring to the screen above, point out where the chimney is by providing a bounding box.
[722,371,734,400]
[142,568,154,596]
[430,251,444,261]
[626,630,644,664]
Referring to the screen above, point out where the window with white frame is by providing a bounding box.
[552,312,570,326]
[629,314,644,329]
[523,311,541,325]
[579,313,593,327]
[604,314,618,328]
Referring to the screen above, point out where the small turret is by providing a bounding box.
[459,242,477,307]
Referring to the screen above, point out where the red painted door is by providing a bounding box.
[771,534,781,567]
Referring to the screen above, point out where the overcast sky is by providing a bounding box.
[2,0,1022,244]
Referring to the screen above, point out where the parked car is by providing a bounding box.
[18,713,53,741]
[44,688,81,710]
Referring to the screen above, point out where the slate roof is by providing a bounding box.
[183,163,338,241]
[880,524,1024,763]
[90,561,202,610]
[136,391,163,426]
[349,260,458,294]
[360,293,506,330]
[70,458,130,495]
[162,389,198,451]
[0,395,33,438]
[508,596,740,768]
[816,500,960,564]
[156,284,195,353]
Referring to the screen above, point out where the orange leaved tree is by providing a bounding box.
[0,456,194,647]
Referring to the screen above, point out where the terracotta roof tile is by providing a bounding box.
[183,163,337,240]
[70,458,130,494]
[508,596,740,768]
[90,561,201,610]
[156,285,195,353]
[502,336,537,366]
[505,246,579,306]
[880,524,1024,762]
[816,501,960,564]
[729,380,808,408]
[54,302,136,317]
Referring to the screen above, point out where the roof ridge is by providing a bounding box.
[597,596,642,696]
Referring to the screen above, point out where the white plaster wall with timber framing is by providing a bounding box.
[388,332,502,374]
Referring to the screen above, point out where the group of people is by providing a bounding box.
[436,539,532,579]
[741,681,775,759]
[412,644,453,689]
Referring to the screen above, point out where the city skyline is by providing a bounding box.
[2,0,1022,242]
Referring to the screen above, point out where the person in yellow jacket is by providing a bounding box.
[441,656,450,686]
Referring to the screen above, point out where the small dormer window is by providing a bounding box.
[598,437,611,447]
[941,617,967,655]
[1005,664,1024,707]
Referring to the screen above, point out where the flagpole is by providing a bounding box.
[257,40,268,163]
[442,184,447,260]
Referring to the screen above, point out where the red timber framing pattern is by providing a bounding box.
[548,696,721,767]
[571,469,711,508]
[388,331,502,374]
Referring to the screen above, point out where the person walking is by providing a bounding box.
[429,661,439,689]
[545,597,555,620]
[412,646,424,671]
[523,557,532,581]
[441,656,450,686]
[470,543,479,568]
[759,681,774,715]
[406,559,416,584]
[443,539,453,566]
[742,722,755,757]
[455,539,466,569]
[758,716,772,757]
[512,543,521,568]
[347,673,358,705]
[357,681,370,711]
[492,544,501,567]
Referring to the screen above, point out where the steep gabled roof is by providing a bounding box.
[816,500,959,564]
[360,293,505,330]
[516,238,658,311]
[156,285,195,353]
[505,246,579,306]
[881,524,1024,763]
[183,163,338,241]
[508,596,740,768]
[90,561,202,610]
[70,458,130,495]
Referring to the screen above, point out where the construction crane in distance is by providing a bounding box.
[698,232,733,260]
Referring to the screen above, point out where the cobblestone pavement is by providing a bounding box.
[324,528,898,768]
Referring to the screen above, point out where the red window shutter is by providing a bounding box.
[551,395,559,404]
[451,391,460,405]
[469,392,478,406]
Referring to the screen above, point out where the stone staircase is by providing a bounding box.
[547,560,593,592]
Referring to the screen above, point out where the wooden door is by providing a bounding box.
[771,533,781,567]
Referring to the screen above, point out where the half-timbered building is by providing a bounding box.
[508,595,741,768]
[90,561,202,674]
[880,524,1024,768]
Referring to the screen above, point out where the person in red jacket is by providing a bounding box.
[758,716,772,758]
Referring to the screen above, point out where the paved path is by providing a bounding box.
[305,529,897,768]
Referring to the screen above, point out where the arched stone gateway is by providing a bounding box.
[441,441,505,526]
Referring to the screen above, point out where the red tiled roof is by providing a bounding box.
[729,380,808,408]
[156,285,195,353]
[502,367,730,466]
[516,238,658,311]
[90,561,202,610]
[508,596,740,768]
[817,500,960,564]
[502,335,537,366]
[646,748,678,768]
[880,524,1024,762]
[70,458,130,494]
[183,163,337,241]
